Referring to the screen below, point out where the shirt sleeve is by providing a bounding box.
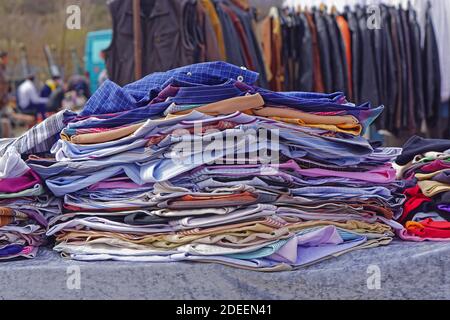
[29,85,49,105]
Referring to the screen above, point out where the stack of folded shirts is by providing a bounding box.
[0,149,61,260]
[394,136,450,241]
[22,62,405,270]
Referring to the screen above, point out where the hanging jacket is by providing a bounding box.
[380,5,397,133]
[356,5,380,108]
[298,12,314,92]
[214,1,246,67]
[388,6,407,132]
[200,0,227,60]
[324,13,346,93]
[305,10,325,93]
[336,15,353,101]
[314,8,333,93]
[104,0,196,86]
[408,3,426,129]
[423,1,442,125]
[196,0,222,62]
[400,7,417,134]
[344,6,361,103]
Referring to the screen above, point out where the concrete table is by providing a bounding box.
[1,241,449,300]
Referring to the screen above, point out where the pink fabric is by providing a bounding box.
[0,169,41,193]
[397,228,450,242]
[295,165,396,183]
[420,160,450,173]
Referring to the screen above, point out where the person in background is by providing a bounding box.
[17,73,49,121]
[41,74,64,113]
[0,51,12,137]
[41,75,62,99]
[0,51,8,108]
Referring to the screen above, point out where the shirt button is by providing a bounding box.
[237,75,244,82]
[240,66,247,70]
[187,72,192,76]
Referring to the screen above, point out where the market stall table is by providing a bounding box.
[1,241,449,300]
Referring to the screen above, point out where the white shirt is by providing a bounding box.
[17,79,48,109]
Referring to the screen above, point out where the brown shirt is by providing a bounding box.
[305,11,325,93]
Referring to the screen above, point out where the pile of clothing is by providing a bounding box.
[0,149,60,260]
[2,62,405,270]
[395,136,450,241]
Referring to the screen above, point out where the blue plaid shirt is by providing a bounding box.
[82,62,259,116]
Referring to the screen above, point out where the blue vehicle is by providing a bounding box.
[84,29,112,93]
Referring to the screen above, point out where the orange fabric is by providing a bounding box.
[201,0,227,60]
[270,11,284,92]
[259,16,273,82]
[0,216,13,227]
[336,16,353,101]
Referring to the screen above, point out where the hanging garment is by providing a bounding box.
[408,4,426,129]
[344,6,361,103]
[422,2,442,126]
[104,0,196,86]
[200,0,227,60]
[305,10,325,93]
[314,8,333,93]
[355,5,380,109]
[336,15,353,100]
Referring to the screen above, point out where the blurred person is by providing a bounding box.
[0,51,34,137]
[0,51,12,137]
[42,74,64,113]
[0,51,8,109]
[17,73,49,121]
[67,74,91,98]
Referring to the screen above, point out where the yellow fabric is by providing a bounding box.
[60,132,71,141]
[45,80,57,91]
[417,180,450,197]
[56,223,284,249]
[253,107,359,125]
[288,220,392,235]
[270,116,363,136]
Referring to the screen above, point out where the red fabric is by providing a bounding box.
[420,160,450,173]
[399,185,432,223]
[406,219,450,239]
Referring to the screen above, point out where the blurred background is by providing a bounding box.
[0,0,110,82]
[0,0,448,144]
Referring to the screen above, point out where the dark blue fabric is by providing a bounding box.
[0,244,23,257]
[81,62,259,116]
[168,82,243,105]
[74,102,172,129]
